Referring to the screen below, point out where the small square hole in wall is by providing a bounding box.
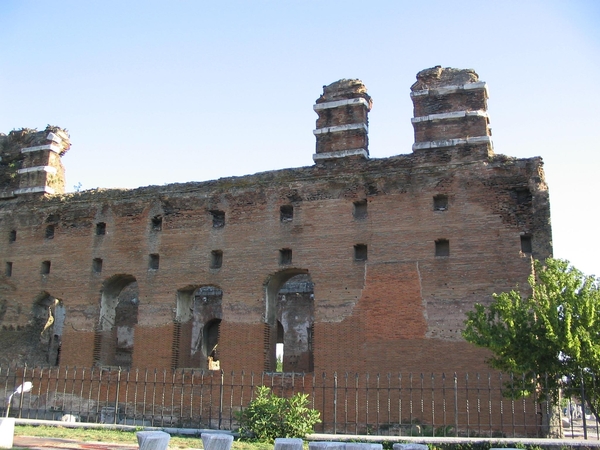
[279,248,292,265]
[41,260,51,275]
[353,200,367,219]
[210,210,225,228]
[96,222,106,235]
[512,188,532,205]
[210,250,223,269]
[433,195,448,211]
[9,230,16,242]
[435,239,450,257]
[354,244,368,261]
[149,254,160,270]
[5,262,13,277]
[152,215,162,231]
[280,205,293,222]
[45,225,55,239]
[92,258,103,273]
[520,235,532,254]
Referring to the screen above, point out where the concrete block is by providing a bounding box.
[136,430,171,450]
[393,444,428,450]
[275,437,304,450]
[309,442,346,450]
[345,443,383,450]
[0,418,15,449]
[201,432,234,450]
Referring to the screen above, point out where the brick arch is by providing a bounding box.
[94,274,138,367]
[32,291,65,366]
[173,284,223,369]
[263,269,314,372]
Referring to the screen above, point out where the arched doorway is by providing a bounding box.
[173,285,222,369]
[264,269,314,373]
[94,275,138,368]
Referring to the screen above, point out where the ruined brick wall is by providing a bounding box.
[0,68,551,378]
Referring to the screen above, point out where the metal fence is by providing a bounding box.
[2,366,598,439]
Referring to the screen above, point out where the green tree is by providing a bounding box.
[463,258,600,427]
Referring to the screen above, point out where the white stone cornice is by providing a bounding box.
[313,148,368,161]
[314,98,370,111]
[411,110,488,124]
[17,165,58,175]
[21,143,62,154]
[411,81,488,98]
[313,123,368,135]
[14,186,56,195]
[412,135,492,151]
[46,132,63,144]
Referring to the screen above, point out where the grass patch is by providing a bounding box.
[14,425,274,450]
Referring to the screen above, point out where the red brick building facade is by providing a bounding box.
[0,67,552,378]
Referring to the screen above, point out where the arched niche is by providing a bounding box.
[32,292,65,366]
[95,274,138,368]
[264,269,314,373]
[173,285,222,369]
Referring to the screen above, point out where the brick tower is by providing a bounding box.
[313,79,372,164]
[14,127,70,196]
[410,66,493,159]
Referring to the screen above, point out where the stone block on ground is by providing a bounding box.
[136,430,171,450]
[309,442,346,450]
[346,443,383,450]
[393,444,428,450]
[201,432,234,450]
[275,437,304,450]
[0,418,15,449]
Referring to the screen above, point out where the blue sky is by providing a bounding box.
[1,1,599,277]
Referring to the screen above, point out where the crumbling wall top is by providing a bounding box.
[316,79,372,108]
[1,126,71,156]
[411,66,479,91]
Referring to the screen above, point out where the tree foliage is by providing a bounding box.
[237,386,321,442]
[463,258,600,410]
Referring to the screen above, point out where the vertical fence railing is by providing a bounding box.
[1,366,598,439]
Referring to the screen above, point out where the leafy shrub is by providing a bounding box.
[237,386,321,442]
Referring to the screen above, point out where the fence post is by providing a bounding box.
[581,369,588,440]
[114,368,121,425]
[219,369,224,430]
[333,372,337,435]
[453,372,458,436]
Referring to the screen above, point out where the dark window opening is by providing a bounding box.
[95,222,106,235]
[5,262,13,277]
[279,248,292,265]
[45,225,55,239]
[353,200,368,219]
[93,258,103,273]
[41,260,51,275]
[151,215,162,231]
[280,205,293,222]
[210,250,223,269]
[435,239,450,257]
[210,210,225,228]
[9,230,16,242]
[149,254,160,270]
[521,235,532,254]
[354,244,368,261]
[512,188,532,205]
[434,195,448,211]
